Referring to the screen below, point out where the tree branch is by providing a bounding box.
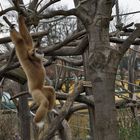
[55,56,83,66]
[28,0,39,12]
[38,0,60,14]
[46,35,88,56]
[110,37,140,45]
[12,0,28,16]
[120,24,140,54]
[43,81,84,140]
[0,62,20,75]
[39,8,78,20]
[0,7,15,16]
[56,92,94,107]
[66,104,88,120]
[10,91,29,100]
[0,48,16,74]
[43,30,86,54]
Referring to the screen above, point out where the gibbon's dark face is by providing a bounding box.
[34,48,44,59]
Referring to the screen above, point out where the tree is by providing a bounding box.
[0,0,140,140]
[75,1,140,139]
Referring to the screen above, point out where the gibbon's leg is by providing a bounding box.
[18,15,33,48]
[31,89,49,128]
[42,86,56,110]
[10,27,24,46]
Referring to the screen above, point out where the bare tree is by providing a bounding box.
[0,0,140,140]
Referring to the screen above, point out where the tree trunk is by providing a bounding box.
[90,72,118,140]
[87,20,119,140]
[18,84,30,140]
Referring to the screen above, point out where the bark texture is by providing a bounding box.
[81,0,120,139]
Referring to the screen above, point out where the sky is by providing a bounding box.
[0,0,140,23]
[0,0,74,9]
[119,0,140,23]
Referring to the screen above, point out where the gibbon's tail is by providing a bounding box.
[31,89,49,125]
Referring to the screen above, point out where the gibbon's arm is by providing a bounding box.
[3,16,24,46]
[10,26,24,47]
[18,15,33,49]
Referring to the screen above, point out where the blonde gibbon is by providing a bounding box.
[10,15,56,127]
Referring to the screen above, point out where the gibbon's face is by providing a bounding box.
[34,48,44,60]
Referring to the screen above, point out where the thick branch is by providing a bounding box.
[55,56,83,66]
[45,35,88,56]
[120,25,140,54]
[0,48,16,74]
[0,55,55,76]
[0,62,20,75]
[43,30,86,54]
[0,53,10,61]
[0,31,48,44]
[56,92,94,106]
[28,0,39,11]
[10,90,94,107]
[12,0,28,16]
[110,37,140,45]
[40,8,77,19]
[0,7,15,16]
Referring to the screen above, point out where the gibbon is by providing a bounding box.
[10,15,56,127]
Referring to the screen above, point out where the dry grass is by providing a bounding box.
[69,111,89,140]
[0,111,21,140]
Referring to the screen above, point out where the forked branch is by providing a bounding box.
[42,81,84,140]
